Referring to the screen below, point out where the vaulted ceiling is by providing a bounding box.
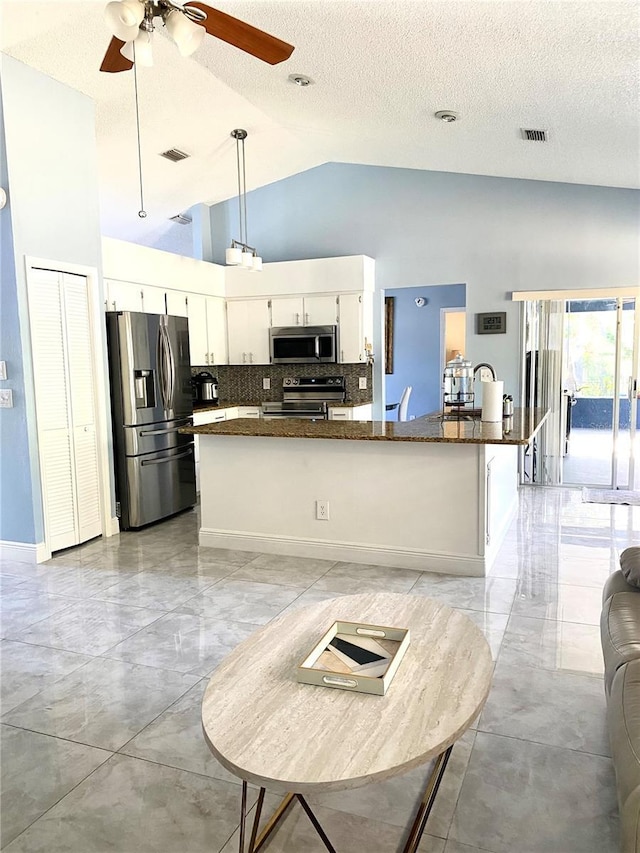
[2,1,638,251]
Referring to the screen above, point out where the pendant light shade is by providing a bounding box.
[105,0,144,41]
[165,10,205,57]
[225,246,242,265]
[226,129,262,272]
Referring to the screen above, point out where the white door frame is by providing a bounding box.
[24,255,117,560]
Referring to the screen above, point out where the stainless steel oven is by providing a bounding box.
[270,326,338,364]
[262,377,346,420]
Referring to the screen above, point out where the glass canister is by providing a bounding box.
[443,354,475,407]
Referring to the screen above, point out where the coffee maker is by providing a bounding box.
[192,371,219,405]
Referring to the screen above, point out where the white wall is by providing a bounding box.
[1,54,105,546]
[102,237,225,296]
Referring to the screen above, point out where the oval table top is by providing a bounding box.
[201,592,493,795]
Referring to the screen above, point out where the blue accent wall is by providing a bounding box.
[0,80,36,543]
[207,162,640,417]
[386,285,466,419]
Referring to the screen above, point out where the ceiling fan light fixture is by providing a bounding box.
[132,28,154,66]
[165,10,205,57]
[104,0,144,41]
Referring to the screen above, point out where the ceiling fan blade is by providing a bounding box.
[100,36,134,73]
[185,3,294,65]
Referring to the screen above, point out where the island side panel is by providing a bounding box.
[198,435,505,576]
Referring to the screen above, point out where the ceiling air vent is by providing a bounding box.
[169,213,192,225]
[521,128,548,142]
[160,148,190,162]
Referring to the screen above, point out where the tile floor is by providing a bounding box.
[1,486,638,852]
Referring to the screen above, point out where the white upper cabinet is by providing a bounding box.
[227,299,271,364]
[338,292,373,363]
[104,279,142,313]
[304,294,339,326]
[270,297,302,327]
[187,295,228,366]
[271,294,338,327]
[140,285,166,315]
[206,297,228,366]
[165,290,188,317]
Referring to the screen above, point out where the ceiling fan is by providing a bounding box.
[100,0,295,72]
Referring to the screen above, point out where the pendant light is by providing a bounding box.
[225,129,262,272]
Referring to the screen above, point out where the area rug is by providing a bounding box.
[582,488,640,506]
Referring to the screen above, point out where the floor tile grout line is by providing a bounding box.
[469,727,614,761]
[0,740,116,851]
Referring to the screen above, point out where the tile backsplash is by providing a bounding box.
[191,363,373,404]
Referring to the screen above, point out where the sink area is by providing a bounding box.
[427,409,482,422]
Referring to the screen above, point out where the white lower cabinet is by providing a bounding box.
[237,407,261,418]
[328,404,373,421]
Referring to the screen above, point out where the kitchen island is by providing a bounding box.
[182,409,546,577]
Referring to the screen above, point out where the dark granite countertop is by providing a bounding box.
[182,408,548,445]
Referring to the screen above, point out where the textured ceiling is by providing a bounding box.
[2,0,639,250]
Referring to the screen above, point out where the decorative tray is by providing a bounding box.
[297,620,410,696]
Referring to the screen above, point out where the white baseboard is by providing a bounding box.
[0,540,49,564]
[198,528,486,577]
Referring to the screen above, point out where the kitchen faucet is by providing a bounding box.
[473,362,497,381]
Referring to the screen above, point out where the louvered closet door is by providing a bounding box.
[28,270,101,550]
[63,273,101,542]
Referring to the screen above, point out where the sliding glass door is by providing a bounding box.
[525,295,639,490]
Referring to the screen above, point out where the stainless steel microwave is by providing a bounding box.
[270,325,338,364]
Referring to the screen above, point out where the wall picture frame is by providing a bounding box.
[385,297,395,374]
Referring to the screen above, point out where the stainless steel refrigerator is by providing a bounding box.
[106,311,196,530]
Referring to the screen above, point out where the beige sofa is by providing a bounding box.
[602,547,640,853]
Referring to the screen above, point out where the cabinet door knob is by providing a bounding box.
[210,352,214,364]
[242,353,247,363]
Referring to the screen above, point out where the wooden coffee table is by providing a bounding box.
[201,592,493,853]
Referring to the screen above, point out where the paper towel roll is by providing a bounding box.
[481,380,504,422]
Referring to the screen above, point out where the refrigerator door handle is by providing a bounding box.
[164,324,176,409]
[156,325,167,411]
[139,422,190,437]
[141,448,193,466]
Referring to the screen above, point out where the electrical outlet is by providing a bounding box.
[478,367,493,382]
[0,389,13,408]
[358,377,367,390]
[316,500,330,521]
[0,361,6,381]
[262,377,271,390]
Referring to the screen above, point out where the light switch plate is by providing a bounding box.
[358,377,367,390]
[0,361,6,380]
[0,389,13,408]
